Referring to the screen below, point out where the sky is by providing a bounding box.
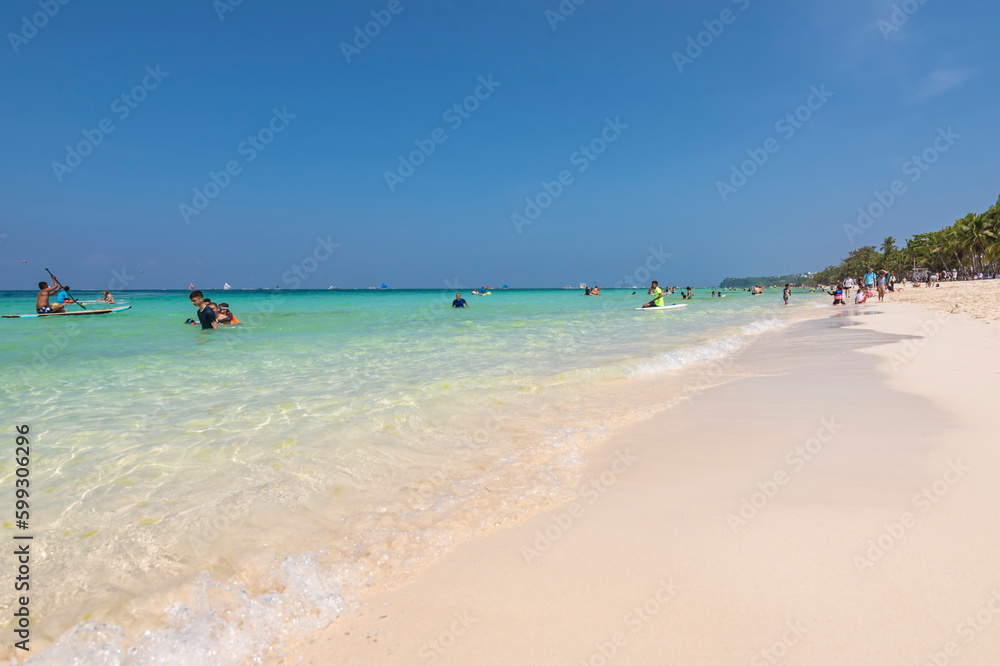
[1,0,997,289]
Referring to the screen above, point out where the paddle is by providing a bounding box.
[45,268,86,310]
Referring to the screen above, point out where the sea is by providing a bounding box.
[0,288,826,664]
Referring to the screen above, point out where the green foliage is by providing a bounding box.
[718,274,815,289]
[815,196,1000,283]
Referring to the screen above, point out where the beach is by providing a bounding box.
[888,279,1000,320]
[1,288,823,663]
[286,285,1000,665]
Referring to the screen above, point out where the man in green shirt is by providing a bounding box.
[642,280,665,308]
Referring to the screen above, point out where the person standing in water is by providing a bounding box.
[452,293,469,308]
[642,280,664,308]
[189,290,218,329]
[783,284,790,306]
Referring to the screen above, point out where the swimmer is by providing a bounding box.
[452,293,469,308]
[216,302,239,324]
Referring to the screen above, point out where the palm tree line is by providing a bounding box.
[813,195,1000,285]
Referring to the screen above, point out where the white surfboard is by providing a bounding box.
[635,304,687,311]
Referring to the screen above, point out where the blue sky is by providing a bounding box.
[1,0,996,289]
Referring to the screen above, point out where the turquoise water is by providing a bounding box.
[0,288,824,663]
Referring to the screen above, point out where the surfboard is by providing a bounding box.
[634,304,687,311]
[3,305,132,318]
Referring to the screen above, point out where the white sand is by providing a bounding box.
[282,291,1000,665]
[889,278,1000,320]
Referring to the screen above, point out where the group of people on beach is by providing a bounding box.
[826,269,892,305]
[188,290,239,329]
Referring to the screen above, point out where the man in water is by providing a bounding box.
[642,280,664,308]
[36,276,66,314]
[783,284,790,306]
[189,290,218,329]
[452,293,469,308]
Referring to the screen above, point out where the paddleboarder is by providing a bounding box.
[36,276,66,314]
[642,280,664,308]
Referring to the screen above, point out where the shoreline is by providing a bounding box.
[285,294,1000,665]
[1,293,823,663]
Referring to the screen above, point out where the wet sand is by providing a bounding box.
[284,294,1000,665]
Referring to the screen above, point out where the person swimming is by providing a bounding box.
[100,290,115,304]
[216,302,239,324]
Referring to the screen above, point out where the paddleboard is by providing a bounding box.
[635,304,687,311]
[3,305,132,318]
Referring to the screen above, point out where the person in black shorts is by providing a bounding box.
[36,277,66,314]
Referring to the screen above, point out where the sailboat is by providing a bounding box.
[223,283,232,290]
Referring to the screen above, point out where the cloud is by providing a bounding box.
[915,67,973,100]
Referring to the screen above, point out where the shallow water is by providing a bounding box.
[0,288,825,663]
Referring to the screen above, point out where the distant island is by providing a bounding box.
[718,273,815,289]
